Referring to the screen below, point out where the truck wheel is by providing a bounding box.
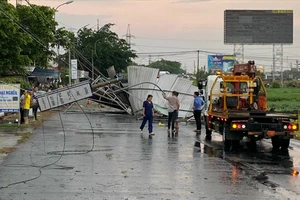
[280,139,290,151]
[271,136,280,152]
[205,116,212,141]
[222,125,231,151]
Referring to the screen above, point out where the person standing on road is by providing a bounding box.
[163,91,180,137]
[20,90,25,124]
[174,91,180,132]
[23,90,31,125]
[193,91,204,133]
[140,94,155,137]
[32,86,39,121]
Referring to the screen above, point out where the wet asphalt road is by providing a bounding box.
[0,111,300,200]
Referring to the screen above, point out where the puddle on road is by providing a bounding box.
[194,138,300,192]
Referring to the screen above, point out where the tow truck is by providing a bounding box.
[202,61,298,151]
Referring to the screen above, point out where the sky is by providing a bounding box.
[10,0,300,73]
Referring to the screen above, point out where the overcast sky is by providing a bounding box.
[14,0,300,73]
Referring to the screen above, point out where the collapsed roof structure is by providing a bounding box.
[92,66,197,119]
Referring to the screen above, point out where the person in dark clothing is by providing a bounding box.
[193,91,204,133]
[32,86,39,121]
[20,90,25,124]
[140,94,155,137]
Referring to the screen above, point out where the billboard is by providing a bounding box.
[224,10,293,44]
[0,84,20,112]
[207,55,236,73]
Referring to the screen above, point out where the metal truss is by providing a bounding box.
[272,44,283,83]
[233,44,244,63]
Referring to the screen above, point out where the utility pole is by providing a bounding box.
[149,55,152,65]
[97,19,99,31]
[92,50,94,80]
[197,50,200,82]
[68,49,71,85]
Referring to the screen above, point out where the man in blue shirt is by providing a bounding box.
[193,91,204,133]
[140,94,155,137]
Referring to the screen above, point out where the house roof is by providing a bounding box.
[28,68,60,79]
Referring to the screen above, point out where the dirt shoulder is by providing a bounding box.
[0,110,55,165]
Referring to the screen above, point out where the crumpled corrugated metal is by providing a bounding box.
[127,66,197,118]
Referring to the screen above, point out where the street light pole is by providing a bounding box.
[55,0,74,12]
[53,0,74,85]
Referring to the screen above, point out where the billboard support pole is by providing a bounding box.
[233,44,244,63]
[272,44,284,84]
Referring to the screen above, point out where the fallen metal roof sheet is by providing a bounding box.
[155,74,196,118]
[127,66,159,114]
[127,66,197,118]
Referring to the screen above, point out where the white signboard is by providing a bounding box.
[71,59,78,80]
[0,84,20,112]
[37,81,92,111]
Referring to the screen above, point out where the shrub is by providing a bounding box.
[271,81,281,88]
[286,80,298,87]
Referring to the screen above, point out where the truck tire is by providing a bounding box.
[271,136,280,152]
[280,138,290,151]
[222,124,231,151]
[205,116,212,141]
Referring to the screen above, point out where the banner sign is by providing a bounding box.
[0,84,20,112]
[37,81,92,111]
[207,55,236,73]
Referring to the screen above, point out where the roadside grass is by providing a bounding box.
[266,88,300,111]
[0,123,18,128]
[266,88,300,139]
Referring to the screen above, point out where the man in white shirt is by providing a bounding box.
[163,91,180,137]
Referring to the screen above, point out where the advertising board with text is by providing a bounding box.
[37,81,92,111]
[0,84,20,112]
[207,55,236,73]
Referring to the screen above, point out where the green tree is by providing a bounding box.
[16,4,56,67]
[0,2,31,75]
[53,28,75,70]
[75,24,137,75]
[148,59,185,74]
